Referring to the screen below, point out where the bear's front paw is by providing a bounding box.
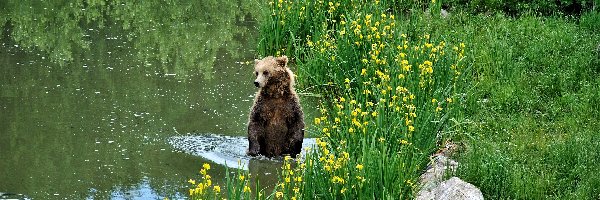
[247,148,259,157]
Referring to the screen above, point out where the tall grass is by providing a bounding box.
[256,0,467,199]
[187,1,600,199]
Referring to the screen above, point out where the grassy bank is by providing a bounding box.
[447,12,600,199]
[186,1,600,199]
[257,0,468,199]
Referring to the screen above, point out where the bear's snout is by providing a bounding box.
[254,81,260,87]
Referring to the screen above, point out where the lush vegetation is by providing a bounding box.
[187,0,600,199]
[448,11,600,200]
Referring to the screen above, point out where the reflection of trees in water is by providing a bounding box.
[0,0,261,198]
[0,0,258,79]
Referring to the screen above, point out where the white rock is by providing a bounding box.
[417,177,483,200]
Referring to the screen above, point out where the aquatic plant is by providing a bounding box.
[257,0,468,199]
[191,0,468,199]
[188,163,259,200]
[186,0,600,199]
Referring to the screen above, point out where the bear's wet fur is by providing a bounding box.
[247,56,305,158]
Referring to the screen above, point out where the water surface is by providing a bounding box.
[0,1,307,199]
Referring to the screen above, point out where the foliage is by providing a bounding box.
[257,0,468,199]
[188,163,260,200]
[444,0,598,16]
[188,1,600,200]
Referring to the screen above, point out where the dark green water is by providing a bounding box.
[0,1,293,199]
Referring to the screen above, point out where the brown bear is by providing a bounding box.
[247,56,305,158]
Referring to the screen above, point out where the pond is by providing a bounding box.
[0,1,315,199]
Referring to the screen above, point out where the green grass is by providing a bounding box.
[186,1,600,199]
[445,13,600,199]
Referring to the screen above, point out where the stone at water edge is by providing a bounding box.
[416,177,484,200]
[418,155,459,191]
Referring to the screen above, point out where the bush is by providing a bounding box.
[445,0,597,16]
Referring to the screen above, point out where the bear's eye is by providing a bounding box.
[254,71,258,76]
[263,71,269,76]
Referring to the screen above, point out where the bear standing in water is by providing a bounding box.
[247,56,305,158]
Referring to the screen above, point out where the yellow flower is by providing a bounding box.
[424,60,433,66]
[188,179,196,185]
[314,117,321,125]
[361,68,367,76]
[332,176,345,184]
[243,185,251,193]
[350,99,356,104]
[276,191,284,198]
[239,174,245,181]
[200,169,207,175]
[408,125,415,132]
[356,164,364,170]
[295,176,303,182]
[322,128,329,133]
[352,117,361,127]
[436,106,443,112]
[446,97,453,103]
[402,64,411,72]
[203,163,211,170]
[348,127,355,133]
[372,111,378,117]
[342,151,349,159]
[213,185,221,193]
[339,97,346,102]
[432,98,437,103]
[344,78,350,83]
[285,176,291,183]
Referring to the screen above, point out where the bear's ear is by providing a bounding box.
[254,59,260,65]
[275,56,288,68]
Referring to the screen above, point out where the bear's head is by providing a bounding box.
[253,56,295,95]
